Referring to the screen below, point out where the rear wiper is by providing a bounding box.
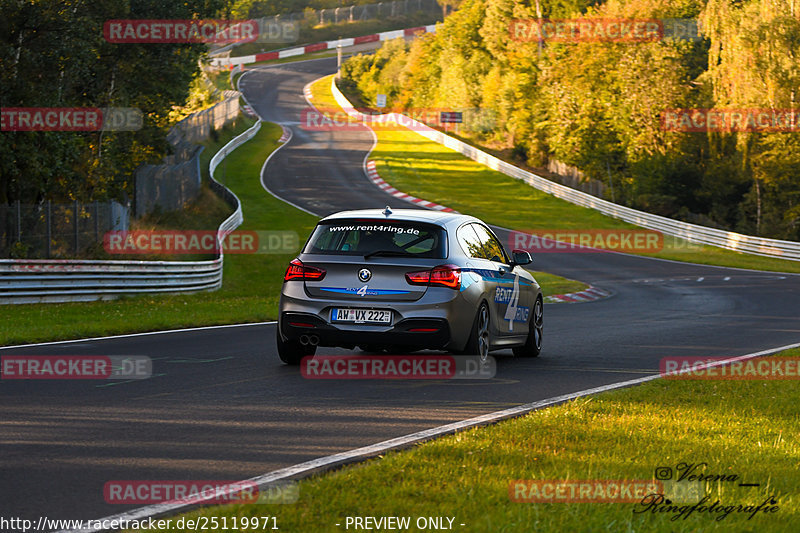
[363,249,416,259]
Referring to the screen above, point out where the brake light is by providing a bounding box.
[405,270,431,284]
[284,259,326,282]
[405,264,461,290]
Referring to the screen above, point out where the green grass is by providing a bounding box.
[0,117,587,346]
[312,75,800,274]
[535,271,587,296]
[0,120,316,346]
[128,348,800,532]
[207,68,234,92]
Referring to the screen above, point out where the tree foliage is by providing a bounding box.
[0,0,224,205]
[342,0,800,239]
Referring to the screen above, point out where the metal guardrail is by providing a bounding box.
[0,120,262,304]
[212,24,437,67]
[209,0,440,57]
[331,79,800,261]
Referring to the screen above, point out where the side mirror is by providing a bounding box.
[510,249,532,266]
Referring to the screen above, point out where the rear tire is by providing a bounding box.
[464,301,491,363]
[514,296,543,358]
[277,334,315,365]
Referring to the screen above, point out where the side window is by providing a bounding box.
[456,224,487,259]
[472,224,508,263]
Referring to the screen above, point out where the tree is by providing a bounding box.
[339,0,800,238]
[437,0,463,19]
[700,0,800,234]
[0,0,223,204]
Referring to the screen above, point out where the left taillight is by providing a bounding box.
[405,264,461,290]
[284,259,326,282]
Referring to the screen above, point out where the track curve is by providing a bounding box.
[2,57,799,525]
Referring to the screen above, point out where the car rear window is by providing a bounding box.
[304,219,446,258]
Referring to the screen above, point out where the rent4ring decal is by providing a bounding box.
[495,275,529,330]
[319,287,410,297]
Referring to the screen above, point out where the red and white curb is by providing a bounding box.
[278,125,291,143]
[214,25,435,68]
[365,160,608,303]
[321,80,604,300]
[242,103,257,117]
[365,160,456,213]
[544,285,611,304]
[303,85,313,101]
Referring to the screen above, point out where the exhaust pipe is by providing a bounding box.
[308,335,319,346]
[299,335,310,345]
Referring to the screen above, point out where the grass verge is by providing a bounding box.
[311,75,800,274]
[0,120,315,346]
[535,271,587,297]
[129,348,800,532]
[0,118,585,345]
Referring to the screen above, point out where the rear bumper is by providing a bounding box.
[280,312,452,350]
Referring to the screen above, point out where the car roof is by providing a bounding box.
[320,208,476,227]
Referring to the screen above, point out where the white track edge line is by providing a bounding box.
[58,340,800,532]
[0,322,278,351]
[3,86,285,353]
[323,85,800,275]
[236,71,262,121]
[5,78,319,353]
[257,113,320,219]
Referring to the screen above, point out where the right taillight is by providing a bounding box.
[405,264,461,290]
[284,259,326,282]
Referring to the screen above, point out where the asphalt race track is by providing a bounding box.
[2,57,800,526]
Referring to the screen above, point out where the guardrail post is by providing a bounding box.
[46,200,51,258]
[196,146,205,186]
[73,199,79,255]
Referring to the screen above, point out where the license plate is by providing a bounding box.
[331,308,392,324]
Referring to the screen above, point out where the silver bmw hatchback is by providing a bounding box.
[277,208,543,364]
